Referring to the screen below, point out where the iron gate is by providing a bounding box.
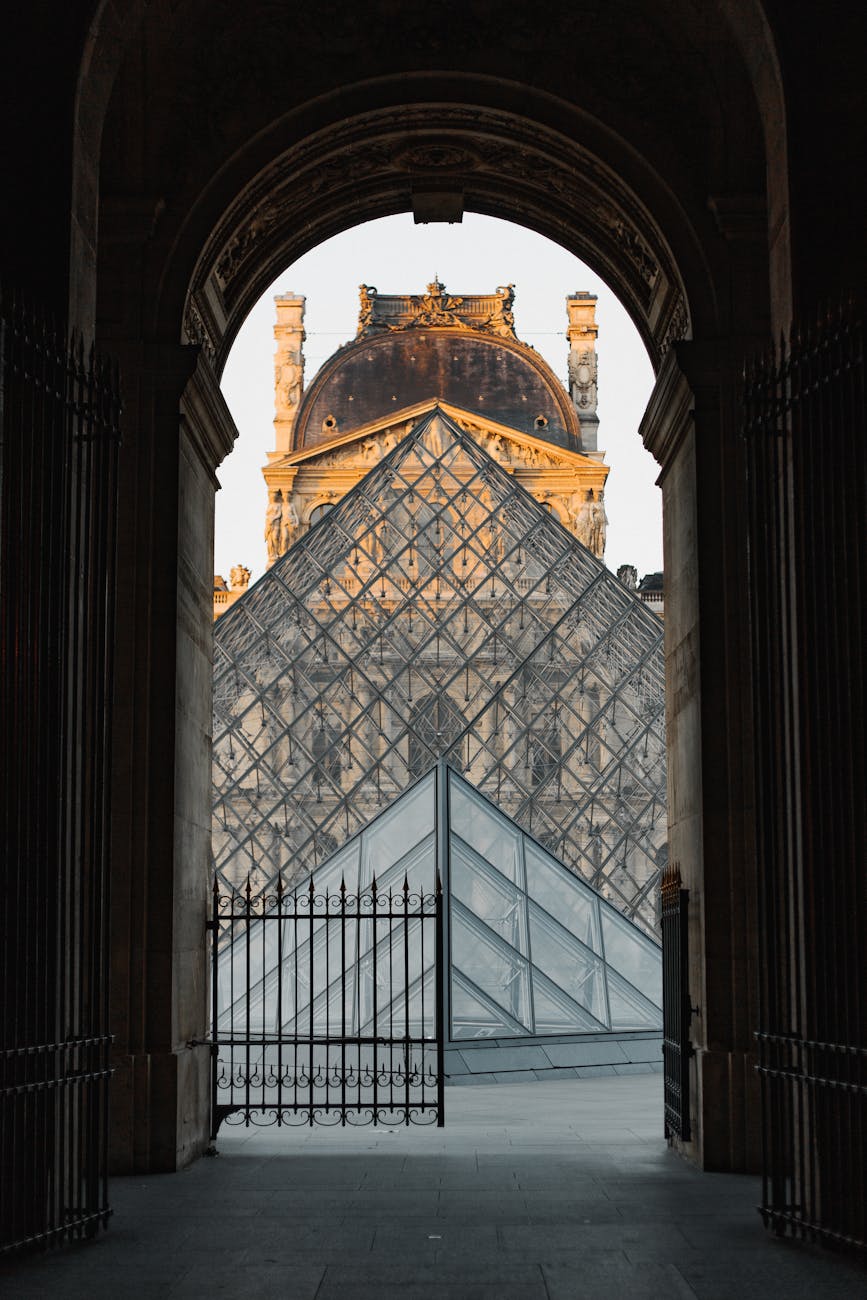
[209,874,444,1134]
[0,290,120,1252]
[744,309,866,1249]
[661,863,692,1141]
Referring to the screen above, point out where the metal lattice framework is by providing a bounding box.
[213,410,666,934]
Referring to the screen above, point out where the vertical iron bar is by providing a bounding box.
[404,875,410,1122]
[210,880,219,1140]
[308,877,314,1124]
[245,877,251,1127]
[324,887,331,1117]
[276,875,284,1127]
[340,877,346,1125]
[371,875,378,1125]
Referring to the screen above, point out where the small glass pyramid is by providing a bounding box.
[213,408,666,935]
[215,764,661,1044]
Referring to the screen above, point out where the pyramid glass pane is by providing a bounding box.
[213,765,662,1061]
[213,409,667,936]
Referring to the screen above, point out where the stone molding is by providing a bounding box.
[180,350,241,484]
[184,104,690,371]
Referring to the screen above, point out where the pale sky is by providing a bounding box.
[216,214,660,583]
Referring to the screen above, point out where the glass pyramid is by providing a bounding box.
[214,764,662,1045]
[213,408,666,935]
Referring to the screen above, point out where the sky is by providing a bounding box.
[216,213,660,583]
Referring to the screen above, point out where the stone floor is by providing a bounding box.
[3,1075,865,1298]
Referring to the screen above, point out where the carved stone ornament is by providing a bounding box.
[183,298,217,362]
[356,279,518,341]
[191,103,685,366]
[568,348,598,411]
[658,294,690,357]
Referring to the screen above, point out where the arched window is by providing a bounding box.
[309,502,333,528]
[312,724,342,786]
[528,725,560,790]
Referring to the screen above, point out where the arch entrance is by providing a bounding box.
[90,25,774,1183]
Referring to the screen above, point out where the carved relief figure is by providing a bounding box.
[278,359,303,411]
[265,491,282,562]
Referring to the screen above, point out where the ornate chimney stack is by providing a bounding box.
[273,294,306,453]
[566,292,599,453]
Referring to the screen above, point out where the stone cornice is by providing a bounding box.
[180,350,241,483]
[268,398,602,472]
[639,339,724,482]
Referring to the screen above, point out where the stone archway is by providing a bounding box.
[82,2,783,1177]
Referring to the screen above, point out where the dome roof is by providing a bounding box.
[292,328,581,452]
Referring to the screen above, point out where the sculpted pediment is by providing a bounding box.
[270,399,597,475]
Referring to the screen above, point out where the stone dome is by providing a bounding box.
[292,328,582,452]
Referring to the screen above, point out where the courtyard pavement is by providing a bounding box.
[2,1075,865,1299]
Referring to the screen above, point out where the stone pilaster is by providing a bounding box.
[273,294,306,452]
[109,341,238,1173]
[566,292,599,452]
[640,340,760,1173]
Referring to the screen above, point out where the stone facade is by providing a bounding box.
[262,284,609,567]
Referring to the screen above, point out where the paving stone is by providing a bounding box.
[3,1076,864,1300]
[463,1045,551,1072]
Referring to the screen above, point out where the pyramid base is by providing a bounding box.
[444,1029,662,1085]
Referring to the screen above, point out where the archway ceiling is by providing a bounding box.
[97,0,767,367]
[185,105,691,373]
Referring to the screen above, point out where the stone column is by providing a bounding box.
[109,341,238,1172]
[566,292,599,453]
[640,340,760,1173]
[273,294,306,453]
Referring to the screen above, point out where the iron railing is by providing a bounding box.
[0,290,120,1253]
[744,309,865,1250]
[209,873,444,1133]
[661,863,691,1141]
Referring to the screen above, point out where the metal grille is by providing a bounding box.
[213,409,667,937]
[661,864,691,1141]
[744,309,866,1250]
[0,290,120,1253]
[210,873,444,1133]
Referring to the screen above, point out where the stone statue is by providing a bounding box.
[484,284,516,337]
[229,564,251,592]
[280,498,300,553]
[265,491,282,561]
[588,495,608,557]
[569,490,595,549]
[358,284,377,334]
